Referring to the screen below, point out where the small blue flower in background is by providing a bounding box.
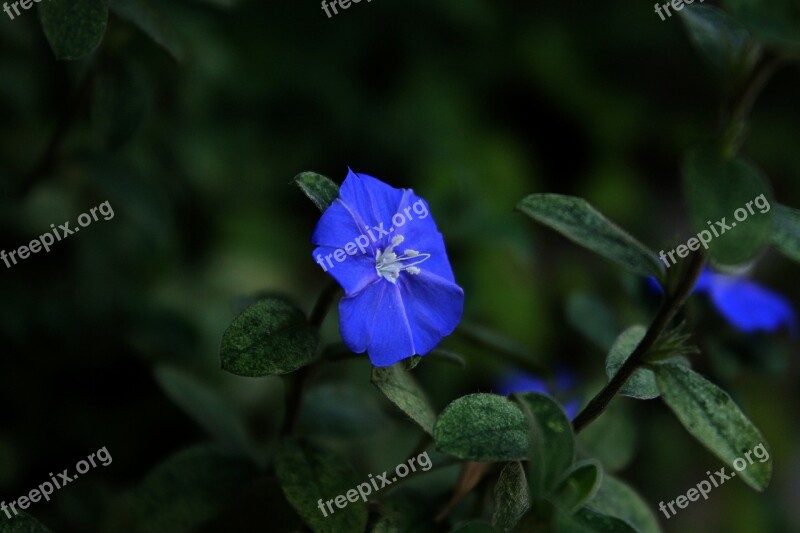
[312,170,464,367]
[496,369,581,420]
[647,268,796,334]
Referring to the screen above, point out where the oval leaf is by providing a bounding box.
[371,363,437,435]
[220,298,319,377]
[682,148,773,266]
[491,462,530,532]
[275,440,367,533]
[680,4,756,71]
[0,512,51,532]
[655,362,772,491]
[515,393,575,493]
[605,326,660,400]
[771,204,800,263]
[116,445,256,531]
[294,172,340,212]
[724,0,800,50]
[587,475,662,533]
[550,460,602,513]
[434,394,527,462]
[39,0,109,60]
[517,194,664,279]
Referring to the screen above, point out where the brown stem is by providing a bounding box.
[571,252,706,434]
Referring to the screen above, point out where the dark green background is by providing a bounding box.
[0,0,798,531]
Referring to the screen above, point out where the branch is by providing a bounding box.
[571,252,706,434]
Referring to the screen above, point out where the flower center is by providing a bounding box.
[375,235,431,283]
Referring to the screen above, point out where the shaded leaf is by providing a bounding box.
[371,363,437,435]
[515,393,575,493]
[682,148,773,266]
[605,326,660,400]
[434,394,527,462]
[120,445,256,531]
[771,204,800,262]
[110,0,184,60]
[587,475,662,533]
[220,298,319,377]
[549,460,602,513]
[517,194,664,278]
[276,440,367,533]
[154,365,251,455]
[561,508,638,532]
[294,172,340,212]
[491,462,530,532]
[0,512,51,532]
[724,0,800,50]
[655,362,772,491]
[450,522,498,533]
[39,0,109,60]
[680,4,757,71]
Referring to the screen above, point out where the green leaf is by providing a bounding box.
[771,204,800,262]
[220,298,319,377]
[434,393,527,462]
[605,326,660,400]
[587,475,662,533]
[491,462,530,532]
[119,445,256,531]
[515,393,575,493]
[724,0,800,50]
[680,4,757,72]
[565,293,618,351]
[682,148,773,266]
[293,172,340,212]
[549,460,602,513]
[154,365,252,455]
[451,522,498,533]
[562,508,638,533]
[517,194,664,279]
[275,440,367,533]
[655,362,772,491]
[39,0,109,60]
[578,403,637,473]
[110,0,184,60]
[371,363,437,435]
[0,512,51,532]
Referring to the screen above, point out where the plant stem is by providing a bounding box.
[571,252,706,434]
[279,281,341,437]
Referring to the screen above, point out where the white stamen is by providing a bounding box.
[375,235,430,283]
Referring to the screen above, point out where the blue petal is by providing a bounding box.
[496,372,549,396]
[398,271,464,356]
[708,275,797,333]
[692,267,715,293]
[338,281,416,367]
[339,170,407,243]
[562,398,581,421]
[393,191,456,282]
[312,245,378,295]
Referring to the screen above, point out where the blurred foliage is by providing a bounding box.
[1,0,800,531]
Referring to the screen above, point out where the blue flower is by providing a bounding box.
[647,268,796,334]
[496,369,581,420]
[311,170,464,367]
